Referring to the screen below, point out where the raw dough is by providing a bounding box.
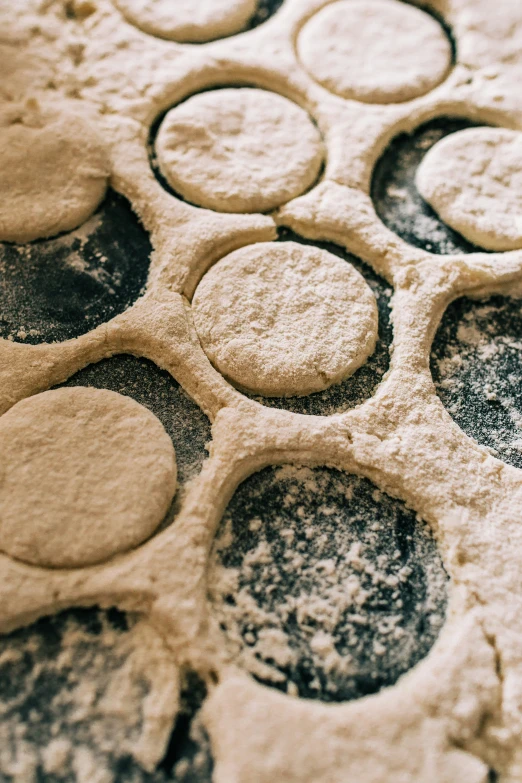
[416,127,522,251]
[0,108,109,244]
[0,388,177,568]
[155,88,324,213]
[192,242,378,397]
[297,0,452,104]
[113,0,257,43]
[2,1,522,780]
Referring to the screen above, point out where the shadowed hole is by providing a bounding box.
[0,191,151,345]
[431,295,522,469]
[371,117,488,255]
[209,465,448,702]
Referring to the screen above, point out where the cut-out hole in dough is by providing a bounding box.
[432,295,522,470]
[0,608,181,780]
[0,191,152,344]
[416,127,522,252]
[192,240,378,397]
[372,117,488,255]
[245,229,392,415]
[297,0,452,104]
[153,88,324,214]
[209,465,448,702]
[0,387,177,569]
[159,671,214,781]
[246,0,284,30]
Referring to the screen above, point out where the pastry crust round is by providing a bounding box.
[155,88,324,214]
[0,388,177,568]
[0,112,109,244]
[416,127,522,251]
[298,0,452,104]
[192,242,378,397]
[114,0,257,43]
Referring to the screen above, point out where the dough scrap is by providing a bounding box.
[297,0,452,104]
[416,127,522,252]
[114,0,257,42]
[0,388,177,569]
[192,242,378,397]
[0,109,110,244]
[155,88,324,214]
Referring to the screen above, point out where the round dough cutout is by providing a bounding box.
[114,0,257,42]
[192,242,379,397]
[416,127,522,252]
[297,0,452,104]
[0,388,177,568]
[155,88,324,214]
[0,112,110,244]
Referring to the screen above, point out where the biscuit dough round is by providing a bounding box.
[0,388,177,569]
[0,111,110,244]
[114,0,257,42]
[192,242,378,397]
[297,0,452,104]
[416,127,522,251]
[155,89,324,214]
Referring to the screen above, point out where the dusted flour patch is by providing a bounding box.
[432,296,522,469]
[297,0,452,104]
[416,127,522,251]
[0,109,109,244]
[209,466,448,701]
[0,608,180,779]
[155,89,324,213]
[0,388,177,568]
[192,242,378,397]
[113,0,257,42]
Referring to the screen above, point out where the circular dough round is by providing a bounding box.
[297,0,452,104]
[155,88,324,214]
[114,0,257,42]
[0,388,177,569]
[0,112,109,244]
[416,127,522,252]
[192,242,378,397]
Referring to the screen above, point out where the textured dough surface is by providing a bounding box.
[2,1,522,780]
[192,242,378,397]
[416,127,522,251]
[298,0,452,103]
[155,88,324,213]
[114,0,257,42]
[0,109,109,244]
[0,388,177,568]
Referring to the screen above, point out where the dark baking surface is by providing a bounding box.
[212,466,448,703]
[372,117,485,255]
[0,190,151,345]
[0,20,513,776]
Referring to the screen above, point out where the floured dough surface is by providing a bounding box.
[0,107,109,244]
[0,388,177,568]
[114,0,257,43]
[416,127,522,251]
[298,0,452,103]
[155,88,324,213]
[192,242,378,397]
